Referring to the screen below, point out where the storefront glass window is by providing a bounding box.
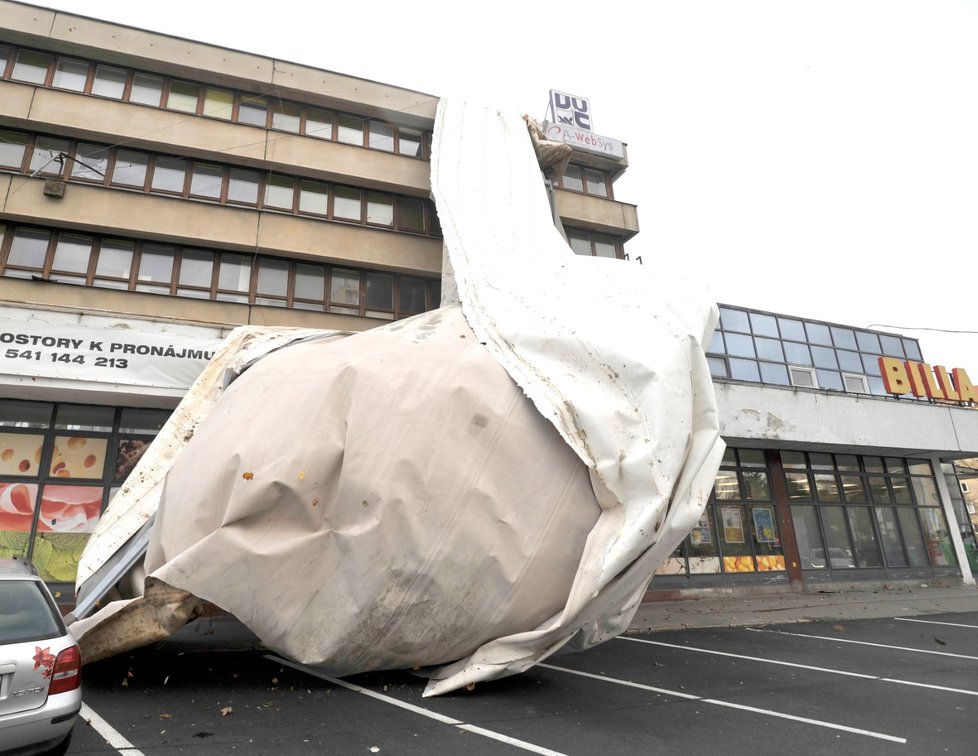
[918,508,955,567]
[0,400,52,429]
[55,405,113,432]
[875,507,907,566]
[0,401,171,586]
[741,470,771,500]
[785,472,811,500]
[820,506,855,568]
[848,507,883,567]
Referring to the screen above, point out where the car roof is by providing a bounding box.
[0,558,41,580]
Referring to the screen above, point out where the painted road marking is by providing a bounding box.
[747,627,978,660]
[267,655,567,756]
[80,702,146,755]
[621,636,978,696]
[893,617,978,630]
[539,663,906,743]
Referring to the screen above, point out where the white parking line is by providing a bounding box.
[893,617,978,629]
[747,627,978,660]
[621,636,978,696]
[80,702,145,755]
[267,655,567,756]
[538,663,906,743]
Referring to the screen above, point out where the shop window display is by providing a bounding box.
[0,400,170,588]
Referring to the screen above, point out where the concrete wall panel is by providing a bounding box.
[555,190,639,237]
[716,381,978,457]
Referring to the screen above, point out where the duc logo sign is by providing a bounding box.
[879,357,977,403]
[549,90,592,131]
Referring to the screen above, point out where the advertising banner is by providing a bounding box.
[0,319,225,391]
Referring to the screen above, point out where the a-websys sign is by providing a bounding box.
[545,89,625,159]
[879,357,977,404]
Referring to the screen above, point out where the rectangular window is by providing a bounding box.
[166,81,199,113]
[52,58,89,91]
[91,65,127,99]
[398,129,424,157]
[129,74,163,106]
[5,228,51,275]
[566,229,591,256]
[176,248,215,298]
[255,258,289,306]
[135,244,175,294]
[294,263,325,310]
[843,374,869,394]
[305,108,333,140]
[562,166,584,192]
[12,50,51,84]
[337,114,364,145]
[368,121,394,152]
[70,144,110,182]
[364,272,394,319]
[592,234,618,259]
[50,234,93,283]
[329,269,360,314]
[789,366,817,388]
[237,96,267,127]
[271,101,301,132]
[227,168,260,205]
[29,137,70,176]
[111,150,149,188]
[584,169,608,197]
[332,186,362,221]
[202,88,234,120]
[93,240,135,289]
[366,192,394,226]
[216,254,251,303]
[264,175,295,210]
[189,163,225,199]
[396,196,425,233]
[0,130,28,170]
[298,180,328,216]
[150,157,187,194]
[399,277,427,315]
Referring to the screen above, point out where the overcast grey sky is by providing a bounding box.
[27,0,978,371]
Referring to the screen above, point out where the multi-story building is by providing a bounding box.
[0,1,637,596]
[1,2,975,608]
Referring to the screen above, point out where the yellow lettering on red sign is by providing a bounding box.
[953,368,978,403]
[878,358,976,404]
[917,362,946,399]
[935,366,960,401]
[879,357,910,394]
[905,359,927,396]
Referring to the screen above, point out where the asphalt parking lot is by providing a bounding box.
[65,609,978,755]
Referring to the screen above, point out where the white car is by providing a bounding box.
[0,559,81,755]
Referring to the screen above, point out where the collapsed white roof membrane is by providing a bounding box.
[72,99,723,696]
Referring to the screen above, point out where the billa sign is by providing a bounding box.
[878,357,977,404]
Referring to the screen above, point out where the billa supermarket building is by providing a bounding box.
[0,1,974,604]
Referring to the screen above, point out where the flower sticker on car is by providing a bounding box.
[33,646,56,678]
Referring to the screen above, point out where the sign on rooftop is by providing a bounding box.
[545,90,625,160]
[549,90,593,131]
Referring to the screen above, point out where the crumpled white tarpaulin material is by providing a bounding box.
[72,99,723,697]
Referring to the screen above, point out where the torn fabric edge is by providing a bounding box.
[424,99,725,695]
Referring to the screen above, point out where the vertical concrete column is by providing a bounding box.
[932,455,975,585]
